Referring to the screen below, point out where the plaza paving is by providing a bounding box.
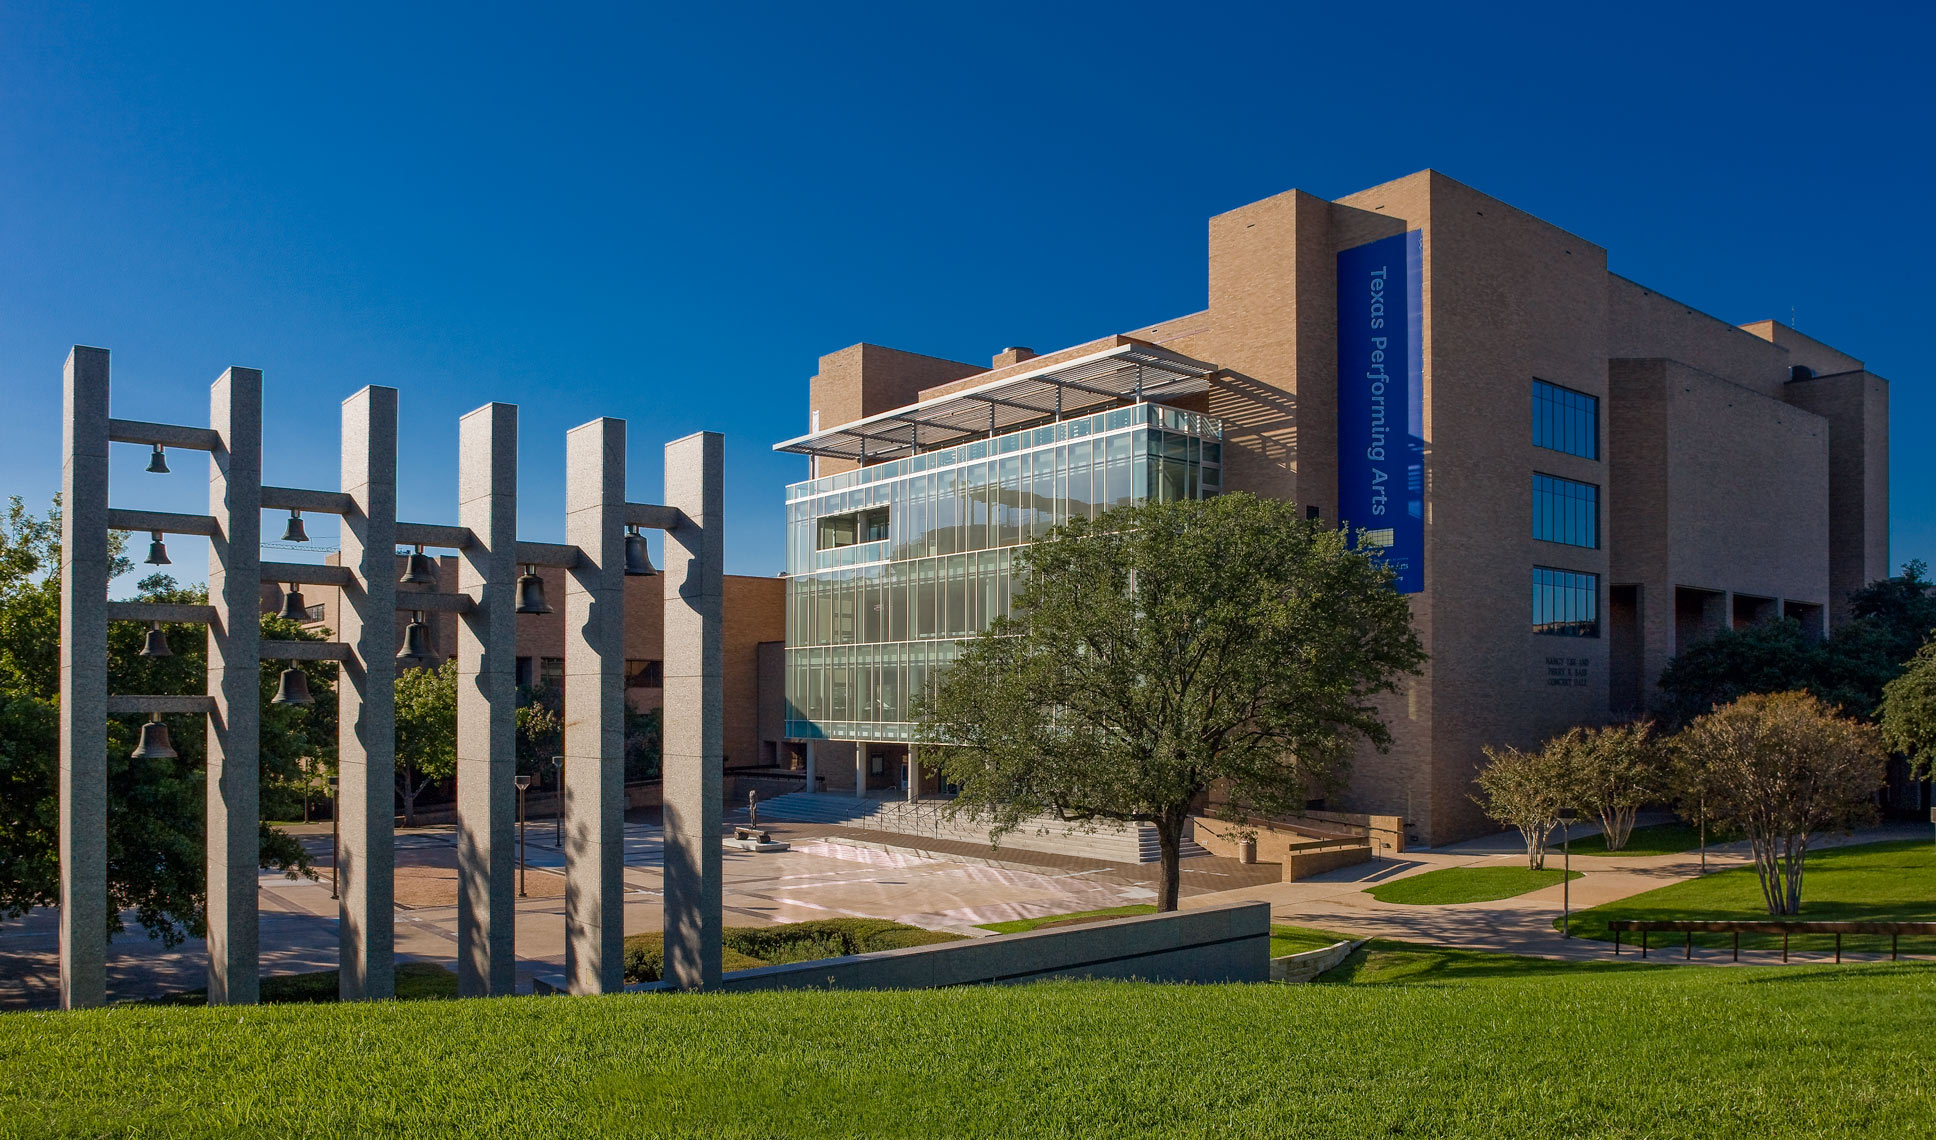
[3,813,1925,1008]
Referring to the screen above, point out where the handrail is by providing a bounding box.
[1608,918,1936,963]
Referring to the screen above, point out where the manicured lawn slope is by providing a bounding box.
[4,964,1932,1137]
[1367,865,1580,905]
[1568,840,1936,954]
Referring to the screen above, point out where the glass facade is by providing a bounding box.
[1532,472,1599,548]
[1532,566,1599,637]
[1531,379,1599,459]
[785,402,1223,741]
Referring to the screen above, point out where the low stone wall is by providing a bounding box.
[1270,939,1365,983]
[1189,818,1373,882]
[1283,843,1374,881]
[716,901,1269,991]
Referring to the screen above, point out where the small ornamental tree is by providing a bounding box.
[1565,721,1667,852]
[918,494,1425,911]
[1672,691,1884,915]
[1879,634,1936,779]
[394,659,458,827]
[1473,742,1571,870]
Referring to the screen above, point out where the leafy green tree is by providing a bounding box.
[1657,561,1936,725]
[0,496,322,943]
[394,659,457,826]
[1564,721,1667,852]
[1672,691,1884,915]
[918,494,1425,910]
[1879,634,1936,779]
[1473,741,1571,870]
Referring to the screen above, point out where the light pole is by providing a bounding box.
[552,754,564,846]
[1557,806,1577,938]
[516,774,532,898]
[328,775,340,901]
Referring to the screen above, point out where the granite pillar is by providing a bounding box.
[206,367,263,1005]
[455,403,519,996]
[58,346,109,1010]
[338,386,398,1000]
[563,418,626,994]
[661,431,723,990]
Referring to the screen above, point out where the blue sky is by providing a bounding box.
[2,2,1930,587]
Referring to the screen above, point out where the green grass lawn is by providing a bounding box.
[1318,938,1659,984]
[1564,820,1706,857]
[6,960,1934,1136]
[975,904,1157,934]
[626,919,963,982]
[1566,839,1936,955]
[1367,864,1581,905]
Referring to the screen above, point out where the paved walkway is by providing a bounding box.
[0,814,1271,1009]
[1182,821,1933,965]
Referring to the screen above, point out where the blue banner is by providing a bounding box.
[1336,231,1424,594]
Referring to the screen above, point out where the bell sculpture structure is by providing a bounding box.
[55,345,722,1014]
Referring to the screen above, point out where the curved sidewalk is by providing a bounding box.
[1182,823,1932,964]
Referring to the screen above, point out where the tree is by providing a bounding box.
[1879,632,1936,779]
[918,494,1426,911]
[1473,742,1571,869]
[393,659,457,827]
[0,496,321,943]
[1672,691,1884,915]
[1564,721,1666,852]
[1657,561,1936,726]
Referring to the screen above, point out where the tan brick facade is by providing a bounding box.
[785,169,1891,846]
[271,556,786,772]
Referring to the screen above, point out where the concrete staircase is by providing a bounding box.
[739,793,1210,865]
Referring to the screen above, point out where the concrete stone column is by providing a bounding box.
[662,431,723,990]
[803,739,816,794]
[907,747,917,803]
[455,403,518,996]
[563,418,626,994]
[206,366,263,1006]
[59,346,110,1010]
[856,746,868,798]
[338,386,398,1001]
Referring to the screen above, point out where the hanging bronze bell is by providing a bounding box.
[624,527,656,577]
[281,510,308,543]
[139,622,171,659]
[400,545,436,585]
[272,663,313,707]
[131,715,176,760]
[397,611,430,662]
[145,531,170,566]
[278,583,308,622]
[515,565,550,614]
[146,443,169,474]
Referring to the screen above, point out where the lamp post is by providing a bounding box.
[328,775,340,901]
[552,754,564,846]
[1557,806,1578,938]
[516,774,532,898]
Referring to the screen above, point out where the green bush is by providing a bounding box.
[622,919,961,983]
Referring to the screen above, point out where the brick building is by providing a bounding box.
[265,555,788,773]
[772,170,1891,847]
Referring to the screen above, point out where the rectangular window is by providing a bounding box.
[817,506,889,550]
[1531,379,1599,459]
[1533,473,1599,548]
[539,656,565,691]
[625,659,663,688]
[1533,567,1600,637]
